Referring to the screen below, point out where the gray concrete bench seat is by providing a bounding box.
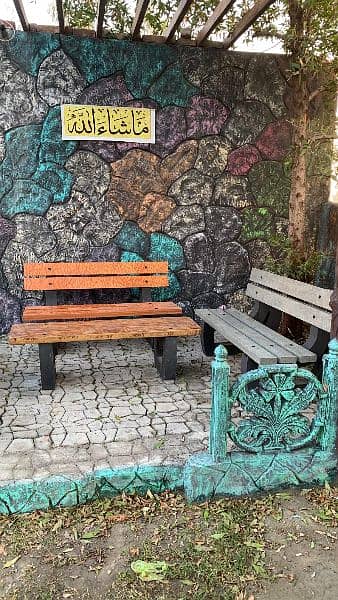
[196,268,332,372]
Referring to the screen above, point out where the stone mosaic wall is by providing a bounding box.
[0,32,293,334]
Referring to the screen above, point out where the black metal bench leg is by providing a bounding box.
[39,343,56,390]
[201,322,216,356]
[241,354,258,373]
[154,337,177,380]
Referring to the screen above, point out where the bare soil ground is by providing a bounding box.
[0,484,337,600]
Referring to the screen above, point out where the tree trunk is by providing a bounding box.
[288,76,309,257]
[287,0,310,258]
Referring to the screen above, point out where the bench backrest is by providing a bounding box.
[247,268,332,332]
[24,261,169,291]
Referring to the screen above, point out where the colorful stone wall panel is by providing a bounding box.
[0,32,294,334]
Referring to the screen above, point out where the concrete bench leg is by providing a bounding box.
[153,337,177,380]
[39,343,56,390]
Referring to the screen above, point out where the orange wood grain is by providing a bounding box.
[9,316,200,345]
[24,274,169,291]
[22,302,182,322]
[24,261,168,277]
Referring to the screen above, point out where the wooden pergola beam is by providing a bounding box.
[55,0,65,34]
[12,0,29,31]
[96,0,107,38]
[223,0,276,49]
[195,0,236,46]
[163,0,194,43]
[131,0,151,39]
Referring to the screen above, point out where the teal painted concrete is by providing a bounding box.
[0,465,184,515]
[1,342,336,515]
[185,340,338,502]
[184,448,337,502]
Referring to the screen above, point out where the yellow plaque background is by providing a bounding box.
[61,104,155,143]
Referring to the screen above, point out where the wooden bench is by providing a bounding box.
[8,260,200,389]
[9,316,200,390]
[196,268,332,371]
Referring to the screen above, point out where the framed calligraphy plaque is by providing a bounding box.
[61,104,155,143]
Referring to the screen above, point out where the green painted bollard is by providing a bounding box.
[320,338,338,452]
[209,345,230,462]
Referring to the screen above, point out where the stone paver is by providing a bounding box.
[0,336,241,485]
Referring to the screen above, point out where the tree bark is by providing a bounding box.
[287,0,310,258]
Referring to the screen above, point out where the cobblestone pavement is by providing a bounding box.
[0,336,241,486]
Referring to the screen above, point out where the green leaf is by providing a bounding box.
[81,528,101,539]
[131,560,169,581]
[211,533,225,540]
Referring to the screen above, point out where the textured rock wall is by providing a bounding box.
[0,32,293,333]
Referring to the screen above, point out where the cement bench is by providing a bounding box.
[196,268,332,371]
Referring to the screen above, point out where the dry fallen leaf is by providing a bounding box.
[3,556,20,569]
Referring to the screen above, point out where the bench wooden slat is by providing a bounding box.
[250,268,332,310]
[9,316,200,345]
[246,283,332,332]
[196,309,280,364]
[227,308,316,363]
[22,301,182,322]
[24,274,169,291]
[24,261,168,277]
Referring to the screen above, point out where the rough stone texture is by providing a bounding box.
[138,193,176,233]
[0,33,296,334]
[214,241,250,293]
[79,140,121,163]
[78,73,133,107]
[82,198,123,246]
[168,169,214,206]
[39,107,77,166]
[163,206,205,241]
[13,215,57,258]
[0,216,16,258]
[255,120,292,161]
[213,174,253,209]
[149,233,185,272]
[65,151,111,202]
[195,137,231,177]
[205,207,242,244]
[248,160,290,218]
[227,145,261,176]
[244,56,287,118]
[7,31,60,76]
[178,271,216,299]
[222,100,274,147]
[186,95,229,138]
[160,140,198,187]
[0,64,47,131]
[183,233,215,273]
[37,50,86,106]
[0,291,21,333]
[0,129,5,163]
[47,190,95,235]
[153,106,187,157]
[114,222,149,257]
[2,241,37,297]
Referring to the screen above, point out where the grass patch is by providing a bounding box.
[303,483,338,527]
[0,486,337,600]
